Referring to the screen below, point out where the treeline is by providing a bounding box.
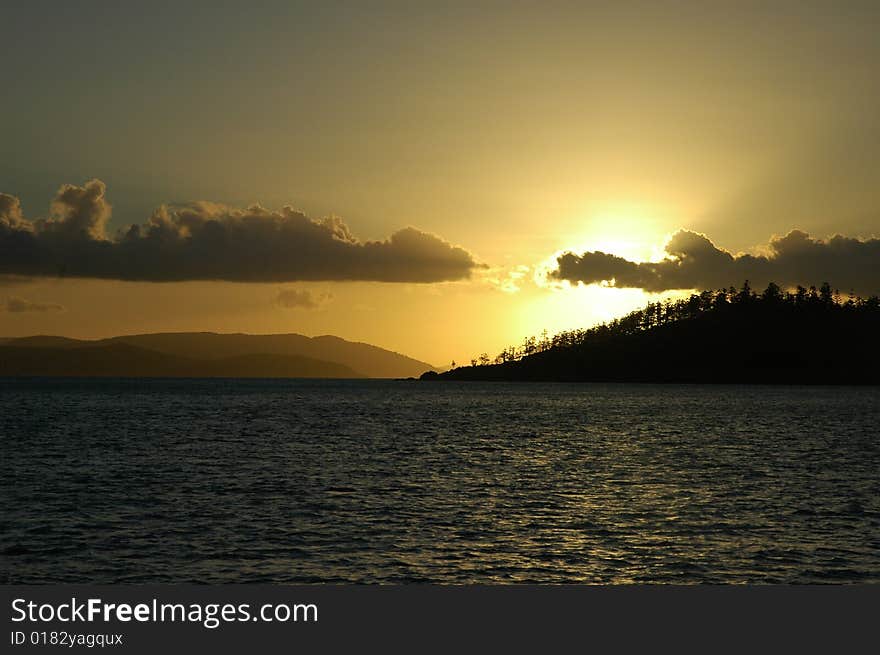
[454,281,880,370]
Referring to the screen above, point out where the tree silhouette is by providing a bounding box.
[438,281,880,384]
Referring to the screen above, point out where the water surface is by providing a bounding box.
[2,378,878,583]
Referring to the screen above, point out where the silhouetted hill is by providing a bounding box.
[0,335,84,349]
[0,342,361,378]
[0,332,435,378]
[425,282,880,384]
[198,353,360,378]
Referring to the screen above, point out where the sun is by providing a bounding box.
[530,207,663,289]
[514,204,679,340]
[578,237,650,262]
[566,205,669,263]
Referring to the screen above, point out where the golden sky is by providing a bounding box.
[2,2,879,365]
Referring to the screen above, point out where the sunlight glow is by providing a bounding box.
[513,205,689,354]
[566,206,669,263]
[513,283,652,348]
[532,205,671,292]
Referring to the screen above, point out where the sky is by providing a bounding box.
[2,0,879,366]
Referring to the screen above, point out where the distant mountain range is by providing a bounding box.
[0,332,436,379]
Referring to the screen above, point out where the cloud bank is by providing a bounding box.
[3,296,65,313]
[0,180,480,283]
[551,229,880,295]
[275,288,333,309]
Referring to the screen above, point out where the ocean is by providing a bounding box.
[2,378,878,583]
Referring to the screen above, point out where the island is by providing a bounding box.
[422,282,880,384]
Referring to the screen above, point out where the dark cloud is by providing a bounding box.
[0,180,480,283]
[0,193,28,229]
[4,296,65,313]
[551,229,880,295]
[275,288,333,309]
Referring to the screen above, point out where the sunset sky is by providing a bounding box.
[2,1,879,365]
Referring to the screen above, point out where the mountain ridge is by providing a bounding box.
[0,342,364,379]
[0,331,436,378]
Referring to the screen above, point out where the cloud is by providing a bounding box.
[0,180,481,283]
[3,296,65,313]
[550,229,880,295]
[483,264,531,294]
[275,288,333,309]
[0,193,28,230]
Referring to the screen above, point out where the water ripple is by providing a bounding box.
[1,378,879,583]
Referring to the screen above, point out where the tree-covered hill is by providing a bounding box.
[423,282,880,384]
